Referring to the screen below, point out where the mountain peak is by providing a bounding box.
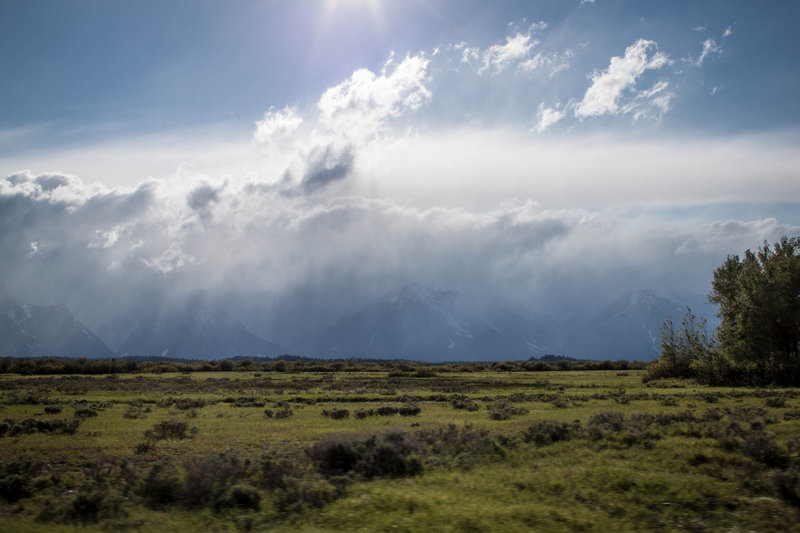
[385,283,457,309]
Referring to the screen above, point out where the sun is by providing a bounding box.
[319,0,386,33]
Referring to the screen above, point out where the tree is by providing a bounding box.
[643,308,713,382]
[709,236,800,385]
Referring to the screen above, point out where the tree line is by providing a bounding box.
[0,355,644,375]
[646,236,800,386]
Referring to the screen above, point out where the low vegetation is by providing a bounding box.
[1,366,799,531]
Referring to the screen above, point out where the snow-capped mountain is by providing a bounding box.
[556,290,686,361]
[118,304,284,359]
[316,284,539,361]
[0,284,112,357]
[314,285,697,362]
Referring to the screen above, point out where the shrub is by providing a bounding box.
[523,420,576,446]
[273,407,293,419]
[144,419,190,440]
[450,398,480,411]
[765,396,787,408]
[0,417,81,437]
[376,406,399,416]
[741,431,788,468]
[74,408,98,418]
[354,408,375,419]
[233,397,265,408]
[660,396,678,407]
[587,412,625,439]
[643,308,714,382]
[182,450,252,508]
[141,463,182,509]
[399,405,421,416]
[321,408,350,419]
[213,483,261,512]
[44,405,62,414]
[274,476,340,515]
[63,489,122,524]
[175,398,207,410]
[308,432,422,480]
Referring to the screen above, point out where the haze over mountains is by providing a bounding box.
[0,284,111,358]
[0,282,716,362]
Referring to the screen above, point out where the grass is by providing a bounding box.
[1,369,799,531]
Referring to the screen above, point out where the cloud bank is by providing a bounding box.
[1,27,796,352]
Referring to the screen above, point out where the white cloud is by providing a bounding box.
[479,33,537,74]
[696,38,722,66]
[575,39,671,118]
[141,245,196,275]
[317,53,430,140]
[253,106,303,153]
[535,104,565,133]
[723,26,733,38]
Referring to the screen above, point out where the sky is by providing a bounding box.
[1,0,799,346]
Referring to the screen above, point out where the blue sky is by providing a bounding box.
[0,0,798,337]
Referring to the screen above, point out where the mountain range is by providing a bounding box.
[0,284,111,357]
[0,282,715,361]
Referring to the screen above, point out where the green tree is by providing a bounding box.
[644,308,713,382]
[709,236,800,385]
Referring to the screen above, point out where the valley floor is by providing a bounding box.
[1,369,799,531]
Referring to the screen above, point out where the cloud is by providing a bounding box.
[317,53,430,140]
[253,106,303,154]
[575,39,671,118]
[479,33,537,74]
[267,53,431,195]
[292,144,355,194]
[695,38,722,66]
[0,34,797,349]
[723,26,733,38]
[535,104,565,133]
[455,26,569,78]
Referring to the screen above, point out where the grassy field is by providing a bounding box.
[1,369,799,531]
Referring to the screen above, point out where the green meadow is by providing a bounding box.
[1,368,799,531]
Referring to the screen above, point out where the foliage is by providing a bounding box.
[709,236,800,385]
[644,307,715,382]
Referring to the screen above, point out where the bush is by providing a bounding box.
[741,431,788,468]
[587,412,625,439]
[450,398,480,411]
[0,417,81,437]
[44,405,62,414]
[399,405,421,416]
[141,463,182,509]
[487,401,528,420]
[765,396,787,408]
[233,397,265,408]
[182,450,252,508]
[644,308,714,383]
[175,398,207,410]
[522,420,576,446]
[308,432,422,480]
[273,407,293,419]
[274,476,340,515]
[321,408,350,419]
[213,483,261,512]
[144,419,190,440]
[63,489,122,524]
